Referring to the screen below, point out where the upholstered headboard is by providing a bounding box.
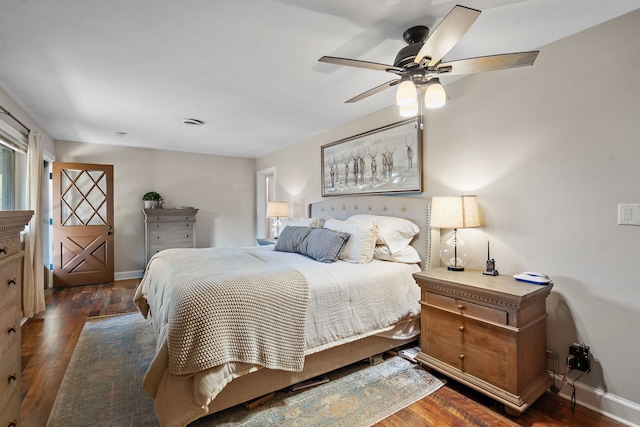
[310,196,439,270]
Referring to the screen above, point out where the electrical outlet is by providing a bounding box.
[568,343,590,372]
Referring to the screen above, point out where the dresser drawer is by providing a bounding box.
[0,236,19,261]
[0,308,20,362]
[426,332,508,389]
[425,307,509,356]
[149,223,193,243]
[0,263,19,313]
[148,243,194,258]
[425,292,507,325]
[0,340,20,411]
[146,214,196,223]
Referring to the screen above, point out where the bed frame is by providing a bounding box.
[202,195,439,417]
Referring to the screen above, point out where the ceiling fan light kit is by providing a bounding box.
[319,4,539,116]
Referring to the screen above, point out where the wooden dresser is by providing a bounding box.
[413,268,553,416]
[143,208,198,265]
[0,210,33,427]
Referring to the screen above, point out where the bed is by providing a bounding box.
[134,195,439,426]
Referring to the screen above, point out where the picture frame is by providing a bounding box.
[321,118,422,197]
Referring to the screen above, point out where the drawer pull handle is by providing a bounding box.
[7,326,16,335]
[185,234,189,238]
[185,224,190,227]
[9,420,17,427]
[458,326,465,332]
[0,247,6,254]
[156,236,160,239]
[7,373,17,383]
[155,224,160,227]
[458,354,465,361]
[7,278,17,286]
[457,304,464,310]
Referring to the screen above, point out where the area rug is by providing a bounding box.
[47,312,445,427]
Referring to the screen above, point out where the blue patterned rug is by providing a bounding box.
[48,313,444,427]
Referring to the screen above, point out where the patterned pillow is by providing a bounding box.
[275,226,350,263]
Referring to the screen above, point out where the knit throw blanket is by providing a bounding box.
[159,248,309,378]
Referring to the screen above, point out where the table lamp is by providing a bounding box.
[430,195,480,271]
[266,201,289,239]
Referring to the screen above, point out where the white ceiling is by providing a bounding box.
[0,0,637,158]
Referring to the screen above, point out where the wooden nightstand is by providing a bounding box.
[413,268,553,416]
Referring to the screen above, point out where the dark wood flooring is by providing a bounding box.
[21,280,625,427]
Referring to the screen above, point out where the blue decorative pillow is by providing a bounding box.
[275,226,350,263]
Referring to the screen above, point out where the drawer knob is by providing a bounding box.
[185,224,190,227]
[155,224,160,227]
[458,354,465,361]
[156,236,160,239]
[457,304,464,310]
[0,247,6,254]
[7,326,16,335]
[7,278,17,286]
[7,373,17,383]
[185,234,189,238]
[458,326,465,332]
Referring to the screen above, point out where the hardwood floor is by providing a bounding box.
[21,280,625,427]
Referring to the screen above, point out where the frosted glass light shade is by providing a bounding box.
[396,80,417,106]
[424,79,446,109]
[399,100,418,117]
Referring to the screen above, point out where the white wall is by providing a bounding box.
[257,9,640,424]
[55,141,256,274]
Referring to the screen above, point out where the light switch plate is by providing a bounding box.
[618,204,640,225]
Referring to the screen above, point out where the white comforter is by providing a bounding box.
[135,246,420,426]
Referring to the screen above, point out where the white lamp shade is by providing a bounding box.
[399,99,419,117]
[424,80,446,109]
[430,196,480,229]
[266,201,288,218]
[396,80,417,106]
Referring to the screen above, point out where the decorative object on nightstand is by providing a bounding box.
[483,241,499,276]
[266,201,288,239]
[142,191,163,209]
[413,268,553,416]
[143,207,198,265]
[0,210,33,427]
[430,195,480,271]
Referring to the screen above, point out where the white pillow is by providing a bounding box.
[281,217,323,228]
[347,214,419,254]
[373,245,421,264]
[323,218,378,263]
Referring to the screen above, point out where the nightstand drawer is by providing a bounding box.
[425,292,507,325]
[426,332,508,389]
[425,307,509,356]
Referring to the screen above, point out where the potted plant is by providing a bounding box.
[143,191,163,209]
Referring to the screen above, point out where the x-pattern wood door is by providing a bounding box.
[52,162,114,287]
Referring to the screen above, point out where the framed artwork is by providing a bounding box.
[321,118,422,196]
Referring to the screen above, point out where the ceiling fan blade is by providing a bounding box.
[436,51,539,76]
[319,56,403,74]
[345,79,400,103]
[414,5,481,67]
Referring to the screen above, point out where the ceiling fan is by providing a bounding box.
[319,4,539,115]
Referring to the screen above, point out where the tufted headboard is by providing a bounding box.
[309,196,439,270]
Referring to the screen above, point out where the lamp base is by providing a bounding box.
[447,266,465,271]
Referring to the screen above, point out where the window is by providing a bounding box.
[0,138,27,210]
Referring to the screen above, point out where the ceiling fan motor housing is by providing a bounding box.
[395,26,430,68]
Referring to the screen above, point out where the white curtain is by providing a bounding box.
[23,131,45,317]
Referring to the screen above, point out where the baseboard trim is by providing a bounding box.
[553,373,640,426]
[115,270,144,280]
